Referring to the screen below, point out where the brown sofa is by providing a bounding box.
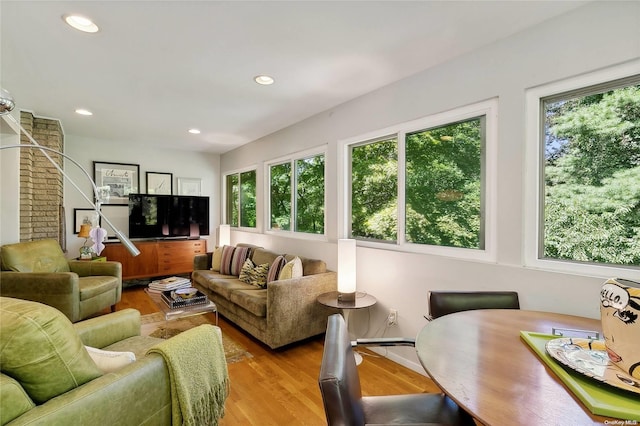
[192,244,338,349]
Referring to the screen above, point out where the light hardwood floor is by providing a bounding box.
[116,286,443,425]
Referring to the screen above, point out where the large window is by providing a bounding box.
[406,118,484,249]
[269,152,325,235]
[541,77,640,267]
[347,99,494,257]
[225,169,256,228]
[351,137,398,241]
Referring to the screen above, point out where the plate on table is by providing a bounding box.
[546,337,640,395]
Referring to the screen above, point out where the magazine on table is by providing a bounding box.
[148,276,191,292]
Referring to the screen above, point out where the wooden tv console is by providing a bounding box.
[101,239,207,280]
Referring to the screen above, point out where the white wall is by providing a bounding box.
[64,135,220,257]
[220,2,640,373]
[0,113,21,244]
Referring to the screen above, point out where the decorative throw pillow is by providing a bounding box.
[84,346,136,373]
[211,246,223,272]
[219,245,236,275]
[238,258,255,283]
[250,263,270,288]
[229,246,251,276]
[0,298,103,404]
[278,256,303,280]
[239,259,270,288]
[267,255,286,283]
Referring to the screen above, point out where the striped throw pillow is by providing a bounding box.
[219,245,236,275]
[229,246,251,276]
[267,255,287,283]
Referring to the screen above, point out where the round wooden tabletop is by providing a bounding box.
[316,291,377,310]
[415,309,617,426]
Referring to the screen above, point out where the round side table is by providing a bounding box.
[317,291,377,364]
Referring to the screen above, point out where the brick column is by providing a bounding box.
[19,112,64,244]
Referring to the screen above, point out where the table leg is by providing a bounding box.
[342,308,364,365]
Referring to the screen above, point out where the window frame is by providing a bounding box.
[223,167,258,231]
[265,146,328,240]
[340,98,498,262]
[524,60,640,278]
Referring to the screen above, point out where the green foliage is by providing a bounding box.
[226,174,239,227]
[405,119,482,248]
[269,155,325,234]
[295,155,325,234]
[544,84,640,265]
[349,119,484,248]
[240,171,256,228]
[351,138,398,240]
[270,163,291,230]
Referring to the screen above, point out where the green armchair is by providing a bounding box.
[0,239,122,322]
[0,297,229,425]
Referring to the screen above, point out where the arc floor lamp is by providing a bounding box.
[0,88,140,256]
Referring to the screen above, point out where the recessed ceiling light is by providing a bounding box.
[63,14,99,33]
[188,129,201,134]
[254,75,275,85]
[75,109,93,116]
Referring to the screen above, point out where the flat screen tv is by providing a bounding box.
[128,194,210,239]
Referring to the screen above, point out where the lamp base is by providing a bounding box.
[338,291,356,304]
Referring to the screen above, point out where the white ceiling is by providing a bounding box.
[1,1,587,154]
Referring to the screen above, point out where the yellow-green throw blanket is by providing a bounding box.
[147,324,230,426]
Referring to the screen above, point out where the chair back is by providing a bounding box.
[428,291,520,320]
[1,239,70,273]
[318,314,365,426]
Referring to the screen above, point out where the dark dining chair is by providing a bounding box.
[426,290,520,321]
[318,313,475,426]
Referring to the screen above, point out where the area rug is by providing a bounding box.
[140,312,252,364]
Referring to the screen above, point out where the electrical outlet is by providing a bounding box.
[388,308,398,326]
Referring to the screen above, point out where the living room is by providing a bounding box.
[1,1,639,424]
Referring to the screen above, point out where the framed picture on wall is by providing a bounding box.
[93,161,140,205]
[146,171,173,195]
[177,177,202,196]
[73,208,98,234]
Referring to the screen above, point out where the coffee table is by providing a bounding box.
[145,288,218,325]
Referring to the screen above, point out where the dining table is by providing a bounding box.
[415,309,631,425]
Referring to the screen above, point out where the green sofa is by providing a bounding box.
[0,297,228,426]
[0,239,122,322]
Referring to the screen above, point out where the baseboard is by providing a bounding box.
[367,347,429,377]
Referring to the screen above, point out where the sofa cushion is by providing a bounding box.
[251,248,280,267]
[228,289,267,317]
[211,246,223,272]
[78,276,121,300]
[0,374,35,424]
[194,272,257,299]
[0,297,103,404]
[285,254,327,276]
[267,255,287,283]
[0,239,70,273]
[279,256,303,280]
